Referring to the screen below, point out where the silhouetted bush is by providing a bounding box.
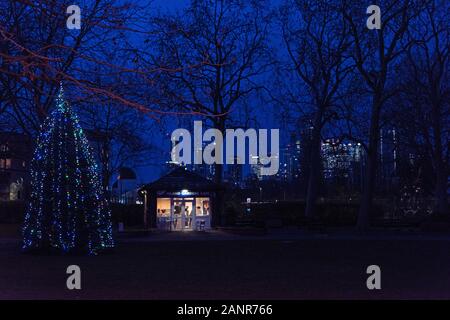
[224,205,238,226]
[0,201,25,223]
[420,213,450,232]
[0,202,145,227]
[246,200,386,227]
[110,203,144,227]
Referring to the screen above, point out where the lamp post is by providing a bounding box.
[142,190,148,229]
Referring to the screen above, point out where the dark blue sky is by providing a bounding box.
[152,0,189,11]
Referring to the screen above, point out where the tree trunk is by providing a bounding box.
[100,139,111,200]
[305,160,320,219]
[213,118,225,226]
[214,162,223,185]
[435,162,448,215]
[431,102,448,215]
[304,112,323,219]
[213,118,225,185]
[357,98,381,230]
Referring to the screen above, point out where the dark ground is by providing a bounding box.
[0,226,450,299]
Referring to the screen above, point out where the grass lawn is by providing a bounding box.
[1,234,449,299]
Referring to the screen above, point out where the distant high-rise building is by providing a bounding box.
[290,134,301,180]
[277,133,301,182]
[379,128,398,180]
[299,125,314,184]
[278,147,291,181]
[188,140,216,180]
[189,162,216,181]
[321,139,364,187]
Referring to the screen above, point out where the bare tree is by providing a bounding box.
[72,46,159,195]
[402,0,449,215]
[342,0,424,229]
[148,0,274,184]
[0,0,156,136]
[280,0,352,218]
[79,93,157,196]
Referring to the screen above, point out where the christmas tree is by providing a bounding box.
[23,84,114,255]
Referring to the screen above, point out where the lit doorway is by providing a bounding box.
[173,198,194,231]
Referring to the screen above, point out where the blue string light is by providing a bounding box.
[22,84,114,255]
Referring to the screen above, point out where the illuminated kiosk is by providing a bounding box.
[140,167,221,231]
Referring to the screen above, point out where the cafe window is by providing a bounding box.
[156,198,171,217]
[195,197,210,216]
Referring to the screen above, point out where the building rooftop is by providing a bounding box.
[140,167,220,192]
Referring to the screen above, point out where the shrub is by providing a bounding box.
[0,201,25,223]
[111,203,144,227]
